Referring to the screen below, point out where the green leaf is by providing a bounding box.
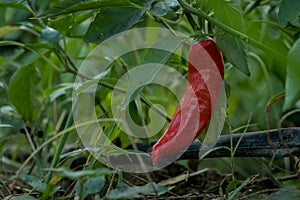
[0,124,13,128]
[151,0,180,16]
[48,12,91,37]
[75,177,105,199]
[41,27,62,49]
[18,174,48,192]
[267,189,300,200]
[225,180,242,198]
[0,40,24,47]
[120,35,186,109]
[283,38,300,111]
[211,0,249,75]
[10,196,37,200]
[0,1,31,12]
[38,0,147,18]
[107,182,169,199]
[8,65,42,122]
[45,83,74,102]
[216,33,249,75]
[46,167,114,179]
[227,177,251,200]
[0,56,3,67]
[279,0,300,27]
[0,25,19,38]
[84,6,145,43]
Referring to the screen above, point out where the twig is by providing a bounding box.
[159,168,209,186]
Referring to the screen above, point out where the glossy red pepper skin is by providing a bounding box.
[151,38,224,164]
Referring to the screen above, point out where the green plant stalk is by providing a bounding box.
[227,177,251,200]
[184,12,199,31]
[42,111,73,199]
[75,72,171,122]
[177,0,284,60]
[249,20,295,37]
[129,2,179,36]
[0,41,64,72]
[249,52,272,98]
[140,94,171,122]
[244,0,262,16]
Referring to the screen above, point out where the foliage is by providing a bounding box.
[0,0,300,199]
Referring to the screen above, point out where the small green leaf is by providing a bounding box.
[216,33,249,76]
[107,182,169,199]
[227,177,251,200]
[8,65,42,122]
[10,196,37,200]
[75,177,105,199]
[48,12,91,37]
[18,174,47,192]
[41,27,62,49]
[225,180,242,198]
[279,0,300,27]
[0,124,13,128]
[84,7,145,43]
[151,0,180,16]
[211,0,249,75]
[45,83,74,102]
[283,38,300,111]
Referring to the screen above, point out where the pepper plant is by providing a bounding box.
[0,0,300,199]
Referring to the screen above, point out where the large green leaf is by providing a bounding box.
[38,0,148,18]
[8,65,42,122]
[211,0,249,75]
[84,6,146,43]
[279,0,300,27]
[283,38,300,111]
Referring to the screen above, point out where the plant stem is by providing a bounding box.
[177,0,284,59]
[42,111,73,198]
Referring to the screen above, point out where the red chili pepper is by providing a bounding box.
[151,38,224,164]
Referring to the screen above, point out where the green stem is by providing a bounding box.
[42,111,73,198]
[244,0,262,16]
[140,94,171,122]
[248,20,294,37]
[184,12,198,31]
[177,0,284,59]
[129,2,179,36]
[249,52,272,97]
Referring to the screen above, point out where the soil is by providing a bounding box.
[0,153,296,199]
